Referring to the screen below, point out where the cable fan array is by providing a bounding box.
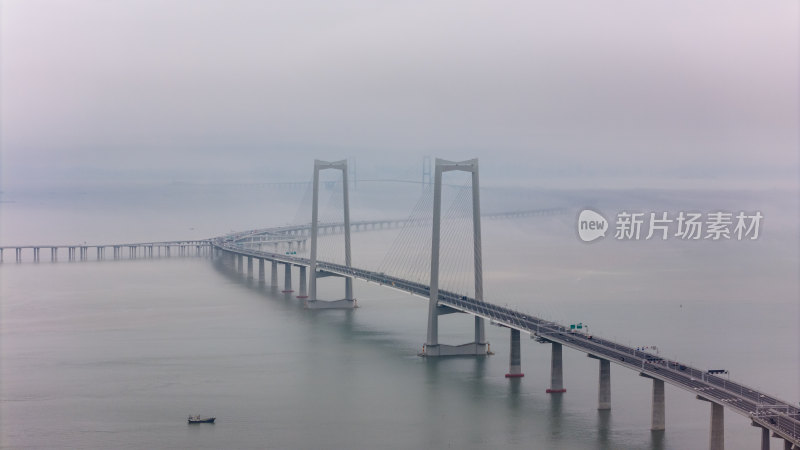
[377,179,481,299]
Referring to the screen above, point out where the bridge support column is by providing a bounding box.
[16,248,22,263]
[306,159,356,310]
[505,328,523,378]
[421,158,489,357]
[237,254,243,274]
[751,423,769,450]
[258,259,265,284]
[271,261,278,290]
[598,358,611,410]
[696,397,725,450]
[297,266,308,298]
[546,342,566,393]
[652,379,665,431]
[282,264,294,293]
[51,247,57,262]
[247,257,253,280]
[710,402,724,450]
[33,247,39,262]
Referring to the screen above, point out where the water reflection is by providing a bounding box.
[549,394,563,439]
[596,409,612,449]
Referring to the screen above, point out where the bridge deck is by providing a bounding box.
[214,237,800,446]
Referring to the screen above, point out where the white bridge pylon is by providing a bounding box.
[308,159,356,309]
[422,158,491,356]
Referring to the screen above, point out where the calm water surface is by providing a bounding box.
[1,185,797,449]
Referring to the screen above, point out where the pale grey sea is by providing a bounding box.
[1,183,797,449]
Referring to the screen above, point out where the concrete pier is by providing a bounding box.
[652,379,665,431]
[709,401,724,450]
[750,424,769,450]
[237,254,243,274]
[505,328,523,378]
[247,256,253,280]
[421,158,489,357]
[271,261,278,290]
[306,159,356,309]
[297,266,308,298]
[696,396,725,449]
[598,358,611,410]
[546,342,566,393]
[282,264,293,293]
[258,258,265,284]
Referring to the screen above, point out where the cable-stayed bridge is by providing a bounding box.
[3,158,797,450]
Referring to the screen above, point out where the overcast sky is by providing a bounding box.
[1,0,797,188]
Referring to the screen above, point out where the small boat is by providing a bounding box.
[188,415,215,424]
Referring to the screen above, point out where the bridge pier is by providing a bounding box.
[588,354,611,408]
[752,423,770,450]
[237,254,243,274]
[282,264,293,293]
[305,159,357,310]
[247,256,253,280]
[505,328,523,378]
[697,396,724,450]
[271,261,278,290]
[421,159,489,357]
[51,247,57,262]
[258,258,265,284]
[598,358,611,409]
[546,342,566,393]
[33,247,40,263]
[297,266,308,298]
[16,247,22,263]
[652,378,665,431]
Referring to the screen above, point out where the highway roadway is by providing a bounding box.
[213,235,800,447]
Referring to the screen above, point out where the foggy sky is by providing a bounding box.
[1,0,797,188]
